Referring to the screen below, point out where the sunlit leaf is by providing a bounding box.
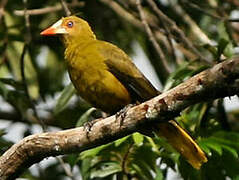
[75,107,96,127]
[132,132,144,146]
[54,83,76,114]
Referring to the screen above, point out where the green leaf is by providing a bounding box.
[7,42,39,100]
[0,81,9,98]
[0,129,6,137]
[24,50,39,100]
[114,136,130,147]
[0,82,31,118]
[155,167,164,180]
[204,141,223,155]
[0,78,24,90]
[66,154,79,169]
[199,131,239,157]
[132,163,150,180]
[75,108,96,127]
[54,83,76,114]
[217,38,229,60]
[132,132,144,146]
[221,145,238,158]
[90,161,122,178]
[80,157,92,180]
[80,144,111,159]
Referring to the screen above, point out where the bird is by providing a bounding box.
[41,16,207,169]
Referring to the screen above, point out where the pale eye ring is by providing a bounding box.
[67,21,74,28]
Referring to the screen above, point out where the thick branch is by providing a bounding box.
[1,57,239,180]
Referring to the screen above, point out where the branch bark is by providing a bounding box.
[1,57,239,180]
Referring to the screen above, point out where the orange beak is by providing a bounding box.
[40,27,57,36]
[40,19,68,36]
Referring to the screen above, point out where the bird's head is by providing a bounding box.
[40,16,96,45]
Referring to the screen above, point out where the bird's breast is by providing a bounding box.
[66,53,131,113]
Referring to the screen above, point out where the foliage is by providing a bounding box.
[1,0,239,179]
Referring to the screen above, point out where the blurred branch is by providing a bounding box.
[56,156,76,180]
[99,0,170,47]
[60,0,71,16]
[99,0,143,29]
[170,0,213,46]
[145,0,211,63]
[0,0,7,24]
[184,1,239,23]
[0,16,8,66]
[101,0,211,63]
[14,1,84,16]
[136,0,171,74]
[1,57,239,180]
[23,0,31,43]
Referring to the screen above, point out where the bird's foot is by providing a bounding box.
[116,104,135,127]
[83,121,95,139]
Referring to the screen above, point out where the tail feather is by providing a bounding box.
[156,120,207,169]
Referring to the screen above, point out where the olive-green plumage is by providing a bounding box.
[61,16,158,113]
[41,16,207,169]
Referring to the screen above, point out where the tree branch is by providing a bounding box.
[136,0,171,74]
[60,0,71,16]
[145,0,211,63]
[1,57,239,180]
[14,1,84,16]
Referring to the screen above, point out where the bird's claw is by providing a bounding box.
[83,121,95,139]
[116,104,135,126]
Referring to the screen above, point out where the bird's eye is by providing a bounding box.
[67,21,74,28]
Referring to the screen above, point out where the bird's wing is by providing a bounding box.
[97,41,159,102]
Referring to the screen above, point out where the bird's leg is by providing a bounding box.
[83,120,94,132]
[83,119,95,140]
[83,112,108,139]
[116,103,137,126]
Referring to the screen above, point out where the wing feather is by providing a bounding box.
[97,41,159,102]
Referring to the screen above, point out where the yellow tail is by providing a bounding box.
[156,120,207,169]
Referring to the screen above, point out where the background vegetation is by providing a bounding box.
[1,0,239,179]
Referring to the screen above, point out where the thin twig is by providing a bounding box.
[60,0,71,16]
[146,1,177,64]
[184,1,239,23]
[56,157,76,180]
[99,0,171,53]
[23,0,31,44]
[121,143,134,177]
[146,0,211,63]
[184,1,222,20]
[136,0,171,74]
[0,15,8,67]
[170,0,213,46]
[14,2,84,16]
[99,0,143,29]
[228,19,239,22]
[21,0,46,131]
